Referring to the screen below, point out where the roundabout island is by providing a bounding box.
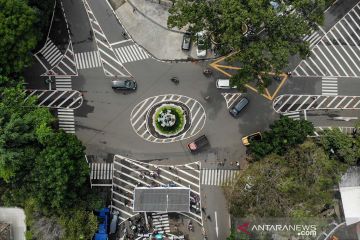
[130,94,206,143]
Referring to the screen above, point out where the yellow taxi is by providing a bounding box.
[242,132,262,146]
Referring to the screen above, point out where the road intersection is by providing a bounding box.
[23,0,360,239]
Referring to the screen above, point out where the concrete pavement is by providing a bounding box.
[113,0,215,60]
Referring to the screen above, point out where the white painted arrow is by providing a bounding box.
[215,211,219,238]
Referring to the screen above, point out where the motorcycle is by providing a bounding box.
[188,221,194,231]
[203,68,213,77]
[170,77,179,85]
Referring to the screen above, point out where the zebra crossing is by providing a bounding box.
[36,41,77,76]
[273,94,360,113]
[75,51,102,69]
[312,126,357,137]
[130,94,206,143]
[303,29,323,49]
[293,2,360,77]
[111,155,202,224]
[322,77,338,96]
[281,111,301,120]
[114,45,150,64]
[201,169,239,186]
[151,213,170,233]
[38,39,63,67]
[221,93,242,109]
[55,76,72,90]
[90,163,114,180]
[82,0,130,77]
[57,109,75,134]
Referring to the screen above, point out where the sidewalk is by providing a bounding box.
[113,0,215,60]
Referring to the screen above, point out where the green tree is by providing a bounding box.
[59,209,98,240]
[0,0,39,75]
[168,0,326,91]
[226,140,348,218]
[249,116,314,159]
[0,86,54,183]
[32,131,89,215]
[320,128,358,165]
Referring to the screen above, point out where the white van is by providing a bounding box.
[216,79,237,89]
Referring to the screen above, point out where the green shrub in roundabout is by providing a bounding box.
[153,104,186,137]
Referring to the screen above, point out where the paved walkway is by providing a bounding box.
[0,207,26,240]
[114,0,214,60]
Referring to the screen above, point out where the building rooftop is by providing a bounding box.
[339,167,360,226]
[133,187,190,212]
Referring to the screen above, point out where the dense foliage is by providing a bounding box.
[168,0,326,91]
[0,0,55,76]
[226,118,359,236]
[0,83,98,239]
[0,0,38,75]
[249,116,314,159]
[227,140,348,217]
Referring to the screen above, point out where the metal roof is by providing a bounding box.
[133,187,190,212]
[339,167,360,226]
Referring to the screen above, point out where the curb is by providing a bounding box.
[106,0,221,64]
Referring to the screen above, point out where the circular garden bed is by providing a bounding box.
[146,102,191,139]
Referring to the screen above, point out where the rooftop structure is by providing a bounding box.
[339,167,360,226]
[133,187,190,212]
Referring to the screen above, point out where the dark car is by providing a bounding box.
[229,97,248,117]
[182,33,192,50]
[187,135,209,153]
[111,79,137,90]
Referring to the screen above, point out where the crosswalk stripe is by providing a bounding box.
[90,163,113,180]
[282,111,300,120]
[293,2,360,77]
[75,51,102,69]
[114,45,150,64]
[57,109,75,133]
[201,169,239,186]
[322,77,338,95]
[151,213,170,233]
[39,40,63,68]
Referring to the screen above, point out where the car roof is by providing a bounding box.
[216,79,230,87]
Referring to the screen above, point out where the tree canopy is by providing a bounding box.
[0,0,39,75]
[32,131,90,215]
[226,140,348,218]
[168,0,326,91]
[0,81,97,239]
[249,116,314,159]
[320,128,360,165]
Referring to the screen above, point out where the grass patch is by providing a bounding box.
[154,106,185,135]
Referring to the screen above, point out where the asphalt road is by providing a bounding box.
[23,0,360,239]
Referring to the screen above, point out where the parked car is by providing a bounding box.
[229,97,249,117]
[242,132,262,146]
[216,79,237,89]
[196,31,207,57]
[182,33,192,51]
[187,135,209,153]
[111,79,137,90]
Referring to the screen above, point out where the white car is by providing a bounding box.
[196,31,207,57]
[216,79,237,89]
